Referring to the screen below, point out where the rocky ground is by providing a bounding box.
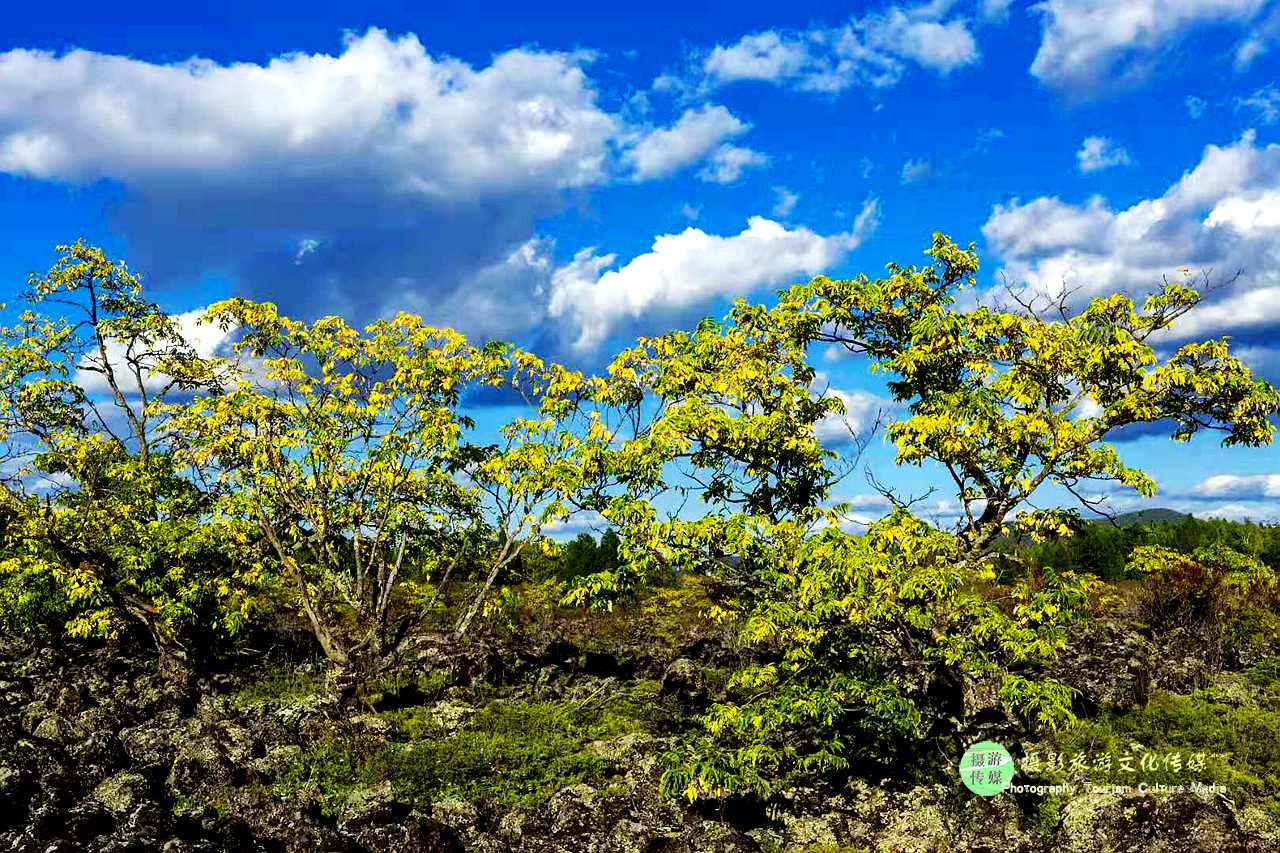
[2,600,1279,853]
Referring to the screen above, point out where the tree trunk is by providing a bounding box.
[454,555,508,640]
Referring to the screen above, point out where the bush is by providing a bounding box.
[1049,686,1280,817]
[1129,544,1279,653]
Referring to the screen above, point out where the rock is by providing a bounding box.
[649,822,760,852]
[431,797,480,832]
[339,781,410,830]
[779,811,842,848]
[92,771,151,816]
[1054,790,1280,853]
[429,699,475,733]
[548,783,601,836]
[345,815,466,853]
[167,700,257,796]
[350,712,393,738]
[32,713,77,744]
[1053,621,1155,712]
[587,733,660,765]
[270,692,337,732]
[0,764,25,806]
[600,818,658,853]
[659,658,707,709]
[249,744,302,779]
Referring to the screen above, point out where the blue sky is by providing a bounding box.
[1,0,1278,527]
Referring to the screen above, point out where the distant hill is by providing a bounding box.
[1099,508,1191,527]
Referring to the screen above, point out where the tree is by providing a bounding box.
[451,354,590,638]
[781,234,1279,554]
[0,242,273,673]
[170,301,511,674]
[562,308,855,606]
[571,234,1280,800]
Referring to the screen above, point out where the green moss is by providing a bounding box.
[231,664,325,708]
[1030,793,1067,835]
[381,692,667,807]
[1049,689,1280,817]
[1245,656,1280,694]
[273,686,673,814]
[380,703,605,808]
[276,739,375,816]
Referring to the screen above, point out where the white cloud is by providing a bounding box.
[1167,286,1280,340]
[1199,502,1275,522]
[982,132,1280,356]
[1186,95,1208,119]
[544,509,610,539]
[980,0,1014,21]
[810,372,891,445]
[548,201,880,350]
[293,238,321,264]
[695,2,979,94]
[0,29,625,339]
[1193,473,1280,498]
[626,104,751,180]
[901,157,933,183]
[1233,2,1280,67]
[396,237,557,342]
[859,6,981,74]
[1236,84,1280,124]
[772,186,800,217]
[1077,135,1135,173]
[698,144,769,183]
[1029,0,1266,95]
[703,31,814,86]
[834,493,963,530]
[74,306,238,397]
[679,203,701,221]
[1233,343,1280,376]
[0,30,614,193]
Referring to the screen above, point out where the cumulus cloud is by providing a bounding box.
[698,144,770,184]
[691,2,979,95]
[1029,0,1266,95]
[1198,502,1276,522]
[1077,135,1134,173]
[1193,473,1280,498]
[73,307,238,398]
[810,372,892,446]
[0,29,625,339]
[834,493,963,530]
[543,510,610,539]
[626,104,755,181]
[982,131,1280,369]
[548,201,880,351]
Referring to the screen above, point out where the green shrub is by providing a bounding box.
[1048,689,1280,817]
[231,664,325,708]
[1128,544,1279,658]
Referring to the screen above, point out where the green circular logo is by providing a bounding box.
[959,740,1014,796]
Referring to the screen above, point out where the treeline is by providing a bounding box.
[1010,516,1280,582]
[0,237,1277,799]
